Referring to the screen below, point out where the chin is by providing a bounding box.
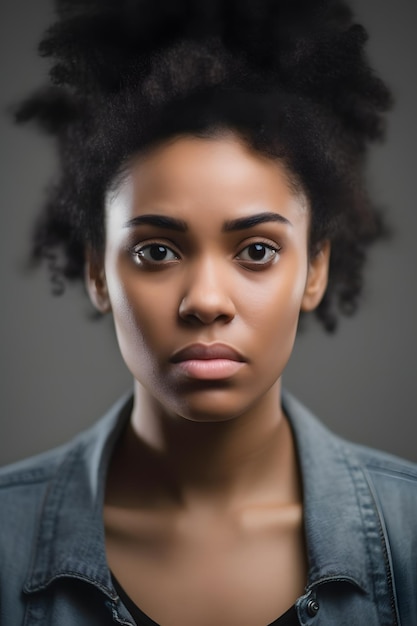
[167,387,262,424]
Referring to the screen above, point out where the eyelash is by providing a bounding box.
[132,241,180,267]
[131,240,281,269]
[235,241,280,268]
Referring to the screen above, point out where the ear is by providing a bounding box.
[85,249,111,314]
[301,241,331,312]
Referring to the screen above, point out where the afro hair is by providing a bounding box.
[16,0,392,331]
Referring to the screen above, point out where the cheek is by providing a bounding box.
[244,257,308,329]
[104,258,174,372]
[242,258,308,369]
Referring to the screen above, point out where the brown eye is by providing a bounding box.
[134,243,179,264]
[237,243,279,265]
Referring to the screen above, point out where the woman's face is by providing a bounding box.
[88,134,329,422]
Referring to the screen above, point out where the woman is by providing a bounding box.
[0,0,416,624]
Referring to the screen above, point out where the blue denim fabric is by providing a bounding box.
[1,391,416,625]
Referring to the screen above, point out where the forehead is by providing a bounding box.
[105,134,308,229]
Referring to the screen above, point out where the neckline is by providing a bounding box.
[111,573,299,626]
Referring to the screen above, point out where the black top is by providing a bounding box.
[112,575,300,626]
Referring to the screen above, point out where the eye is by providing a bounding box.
[236,242,280,267]
[133,243,179,265]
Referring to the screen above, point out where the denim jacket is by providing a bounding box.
[1,392,416,625]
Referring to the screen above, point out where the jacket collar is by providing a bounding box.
[24,394,133,598]
[25,391,383,599]
[282,392,385,595]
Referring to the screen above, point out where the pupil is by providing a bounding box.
[249,244,266,260]
[150,245,168,261]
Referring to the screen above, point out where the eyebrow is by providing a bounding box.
[124,211,292,232]
[223,212,292,231]
[124,215,188,231]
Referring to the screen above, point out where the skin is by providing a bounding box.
[87,133,330,626]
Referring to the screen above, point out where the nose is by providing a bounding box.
[178,256,236,325]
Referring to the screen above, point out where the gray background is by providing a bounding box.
[1,0,416,466]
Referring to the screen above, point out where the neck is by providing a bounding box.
[107,380,301,510]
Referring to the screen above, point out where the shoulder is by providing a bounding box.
[332,429,417,532]
[283,389,417,543]
[349,439,417,484]
[0,392,131,505]
[0,431,88,500]
[284,389,417,492]
[0,392,131,557]
[0,439,85,558]
[345,439,417,506]
[347,442,417,621]
[348,442,417,551]
[0,438,86,618]
[0,440,76,485]
[287,391,417,621]
[350,440,417,537]
[0,440,77,510]
[0,396,131,622]
[0,410,110,565]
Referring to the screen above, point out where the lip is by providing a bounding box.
[171,343,245,363]
[170,343,246,380]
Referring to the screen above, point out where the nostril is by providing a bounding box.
[178,260,236,324]
[178,294,235,325]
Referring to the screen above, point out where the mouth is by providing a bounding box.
[170,343,246,380]
[171,343,245,363]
